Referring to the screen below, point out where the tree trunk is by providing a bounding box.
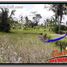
[58,16,62,34]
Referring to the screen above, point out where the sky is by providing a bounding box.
[0,4,67,25]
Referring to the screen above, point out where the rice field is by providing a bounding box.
[0,29,58,63]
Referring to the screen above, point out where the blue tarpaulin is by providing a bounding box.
[46,34,67,43]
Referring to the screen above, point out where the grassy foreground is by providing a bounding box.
[0,29,58,63]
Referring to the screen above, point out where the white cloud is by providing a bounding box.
[10,4,54,20]
[0,4,67,25]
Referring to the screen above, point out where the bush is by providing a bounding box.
[60,25,67,31]
[52,25,67,34]
[0,23,10,32]
[55,39,67,51]
[52,25,58,33]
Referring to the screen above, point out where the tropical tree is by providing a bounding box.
[0,8,16,32]
[24,16,33,28]
[8,10,16,27]
[25,16,29,28]
[32,14,42,26]
[19,15,23,22]
[0,8,10,32]
[50,4,67,34]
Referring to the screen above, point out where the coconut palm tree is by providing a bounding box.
[50,4,67,34]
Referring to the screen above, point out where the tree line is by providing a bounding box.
[0,4,67,33]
